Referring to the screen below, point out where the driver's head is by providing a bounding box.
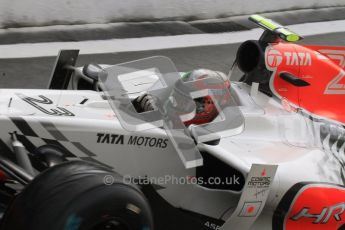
[181,69,230,126]
[182,69,230,88]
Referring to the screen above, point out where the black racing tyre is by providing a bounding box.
[1,161,154,230]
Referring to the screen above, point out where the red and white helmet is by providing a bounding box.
[181,69,231,126]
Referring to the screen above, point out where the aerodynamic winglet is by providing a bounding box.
[249,14,303,42]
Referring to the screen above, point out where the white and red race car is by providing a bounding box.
[0,15,344,230]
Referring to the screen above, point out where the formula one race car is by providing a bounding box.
[0,15,344,230]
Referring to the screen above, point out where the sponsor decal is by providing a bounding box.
[266,48,283,68]
[17,94,75,116]
[273,183,345,230]
[238,202,262,217]
[284,52,312,66]
[247,168,272,189]
[266,48,312,69]
[220,164,277,230]
[96,133,168,149]
[128,135,168,149]
[204,221,221,230]
[291,202,345,224]
[97,133,124,145]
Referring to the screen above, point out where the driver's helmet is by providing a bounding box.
[181,69,230,126]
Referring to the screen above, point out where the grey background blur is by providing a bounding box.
[0,0,344,28]
[0,1,344,88]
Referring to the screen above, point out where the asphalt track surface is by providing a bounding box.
[0,31,344,89]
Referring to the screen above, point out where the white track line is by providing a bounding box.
[0,19,344,59]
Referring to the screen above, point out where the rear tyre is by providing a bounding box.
[1,161,153,230]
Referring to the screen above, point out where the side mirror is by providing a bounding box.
[82,63,103,81]
[48,50,79,89]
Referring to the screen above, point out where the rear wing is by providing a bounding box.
[249,14,303,42]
